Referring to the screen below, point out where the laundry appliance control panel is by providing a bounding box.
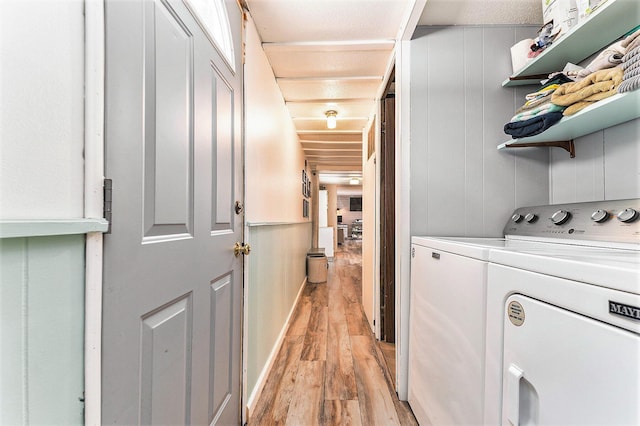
[503,199,640,245]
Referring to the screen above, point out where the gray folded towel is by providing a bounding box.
[618,75,640,93]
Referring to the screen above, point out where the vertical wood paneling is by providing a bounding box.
[482,26,521,236]
[246,222,312,399]
[0,235,85,425]
[603,119,640,200]
[550,131,604,203]
[409,29,430,237]
[463,27,486,237]
[427,27,467,235]
[410,25,549,239]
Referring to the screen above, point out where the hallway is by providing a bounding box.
[250,241,417,425]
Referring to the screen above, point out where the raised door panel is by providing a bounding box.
[140,296,193,425]
[143,0,194,239]
[209,274,234,423]
[212,70,234,232]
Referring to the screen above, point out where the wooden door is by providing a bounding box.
[102,0,243,424]
[380,94,395,342]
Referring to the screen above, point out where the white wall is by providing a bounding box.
[409,25,549,238]
[362,151,376,332]
[244,16,309,224]
[0,0,85,219]
[243,14,312,417]
[337,193,363,230]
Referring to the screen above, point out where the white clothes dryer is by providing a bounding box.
[484,199,640,425]
[409,199,640,425]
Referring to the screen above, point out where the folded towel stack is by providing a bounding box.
[503,75,569,138]
[504,112,564,139]
[551,67,623,115]
[619,49,640,93]
[503,29,640,139]
[618,28,640,93]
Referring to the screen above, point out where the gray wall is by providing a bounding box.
[549,105,640,202]
[550,119,640,202]
[410,26,549,238]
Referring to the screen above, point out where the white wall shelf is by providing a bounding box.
[498,90,640,156]
[503,0,639,87]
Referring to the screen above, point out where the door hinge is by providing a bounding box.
[104,179,112,234]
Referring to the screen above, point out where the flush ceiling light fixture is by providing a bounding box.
[325,110,337,129]
[349,178,360,185]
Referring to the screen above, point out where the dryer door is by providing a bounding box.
[501,294,639,425]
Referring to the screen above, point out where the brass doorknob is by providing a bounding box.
[234,242,251,257]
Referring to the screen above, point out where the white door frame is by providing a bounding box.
[83,0,106,424]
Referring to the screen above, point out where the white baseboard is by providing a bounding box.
[245,276,307,419]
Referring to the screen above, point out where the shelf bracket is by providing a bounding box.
[504,140,575,158]
[508,73,550,82]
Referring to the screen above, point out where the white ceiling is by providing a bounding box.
[244,0,542,184]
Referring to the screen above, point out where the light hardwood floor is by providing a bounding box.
[250,241,417,425]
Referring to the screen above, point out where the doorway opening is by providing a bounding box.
[378,68,396,384]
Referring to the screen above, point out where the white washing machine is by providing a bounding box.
[409,199,640,426]
[484,199,640,425]
[408,237,549,425]
[409,237,505,425]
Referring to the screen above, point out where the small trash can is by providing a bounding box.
[307,249,328,283]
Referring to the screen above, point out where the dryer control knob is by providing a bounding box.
[550,210,571,225]
[617,208,639,223]
[590,209,610,223]
[524,213,538,223]
[511,213,523,223]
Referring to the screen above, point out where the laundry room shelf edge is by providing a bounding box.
[502,0,639,87]
[497,90,640,156]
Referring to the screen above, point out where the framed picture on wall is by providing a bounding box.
[302,169,310,198]
[303,199,309,217]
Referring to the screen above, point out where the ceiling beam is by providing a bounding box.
[298,130,361,134]
[312,164,363,172]
[262,40,395,52]
[293,116,368,121]
[305,154,361,159]
[300,139,361,144]
[303,148,361,152]
[277,76,383,83]
[286,98,374,104]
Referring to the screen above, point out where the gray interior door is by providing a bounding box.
[103,0,243,424]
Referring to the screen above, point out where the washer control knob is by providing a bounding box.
[524,213,538,223]
[550,210,571,225]
[617,208,639,223]
[511,213,523,223]
[590,209,610,223]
